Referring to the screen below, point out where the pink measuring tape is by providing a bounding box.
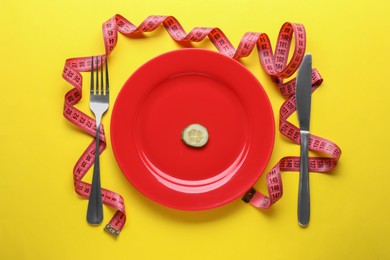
[62,14,341,237]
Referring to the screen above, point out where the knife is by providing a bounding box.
[296,53,312,227]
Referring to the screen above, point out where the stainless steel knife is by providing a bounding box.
[296,53,312,227]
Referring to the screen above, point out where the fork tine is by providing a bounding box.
[105,57,109,95]
[90,56,94,94]
[100,56,104,95]
[96,56,99,94]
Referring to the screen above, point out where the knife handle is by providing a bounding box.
[298,131,310,227]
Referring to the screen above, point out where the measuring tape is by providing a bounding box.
[62,14,341,237]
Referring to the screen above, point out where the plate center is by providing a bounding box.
[134,73,250,186]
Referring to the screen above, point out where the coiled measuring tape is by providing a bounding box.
[62,14,341,237]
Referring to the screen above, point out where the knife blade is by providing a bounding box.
[296,53,312,227]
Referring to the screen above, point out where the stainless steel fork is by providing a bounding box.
[87,56,109,224]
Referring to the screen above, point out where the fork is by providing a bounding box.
[86,56,109,224]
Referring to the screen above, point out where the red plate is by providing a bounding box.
[111,49,275,211]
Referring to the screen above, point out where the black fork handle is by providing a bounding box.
[86,125,103,224]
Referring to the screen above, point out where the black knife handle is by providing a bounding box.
[298,131,310,227]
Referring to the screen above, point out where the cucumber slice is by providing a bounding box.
[181,123,209,148]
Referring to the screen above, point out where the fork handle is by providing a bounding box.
[298,131,310,227]
[87,124,104,224]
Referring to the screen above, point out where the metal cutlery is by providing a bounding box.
[86,56,109,224]
[296,53,312,227]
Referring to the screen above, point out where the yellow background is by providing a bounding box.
[1,0,389,259]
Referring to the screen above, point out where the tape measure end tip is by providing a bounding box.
[104,224,120,238]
